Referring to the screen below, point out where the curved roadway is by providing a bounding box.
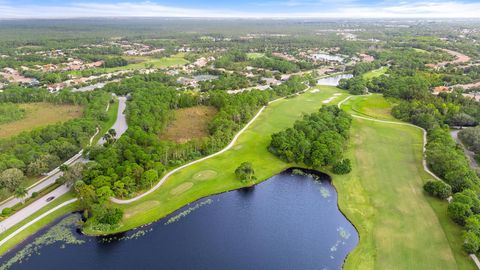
[0,96,127,233]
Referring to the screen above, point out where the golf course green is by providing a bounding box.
[1,86,475,270]
[337,94,476,270]
[89,86,350,234]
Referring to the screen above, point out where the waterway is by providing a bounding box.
[1,169,358,270]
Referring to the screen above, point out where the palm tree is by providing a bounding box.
[108,128,117,138]
[59,164,69,173]
[14,186,28,204]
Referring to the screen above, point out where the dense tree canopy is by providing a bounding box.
[269,106,351,171]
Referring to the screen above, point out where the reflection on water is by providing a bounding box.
[317,74,353,86]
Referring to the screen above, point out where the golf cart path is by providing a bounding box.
[111,86,313,204]
[339,95,480,269]
[337,95,442,182]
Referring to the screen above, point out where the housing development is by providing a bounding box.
[0,2,479,269]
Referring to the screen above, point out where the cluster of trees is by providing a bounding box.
[103,72,179,96]
[77,73,309,228]
[81,80,273,199]
[22,69,69,84]
[270,75,308,96]
[103,57,128,68]
[446,189,480,254]
[338,77,368,95]
[350,61,382,76]
[426,128,479,194]
[199,73,251,91]
[212,49,313,74]
[423,180,452,200]
[235,162,256,183]
[214,50,247,70]
[0,89,112,198]
[0,102,26,124]
[269,106,352,172]
[251,56,300,74]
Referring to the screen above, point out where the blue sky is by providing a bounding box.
[1,0,480,18]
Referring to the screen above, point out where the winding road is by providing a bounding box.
[450,129,479,171]
[0,96,128,233]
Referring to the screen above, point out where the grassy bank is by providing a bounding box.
[91,98,119,145]
[336,95,475,269]
[362,66,388,80]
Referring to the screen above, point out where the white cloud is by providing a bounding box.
[0,1,479,19]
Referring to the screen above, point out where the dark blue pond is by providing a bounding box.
[1,169,358,270]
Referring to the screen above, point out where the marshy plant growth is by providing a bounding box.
[1,215,84,270]
[164,199,213,225]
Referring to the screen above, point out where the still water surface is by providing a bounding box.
[1,169,358,270]
[317,74,353,86]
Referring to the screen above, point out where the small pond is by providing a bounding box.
[317,74,353,86]
[1,169,358,270]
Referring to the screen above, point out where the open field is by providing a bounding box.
[65,54,189,77]
[107,54,188,72]
[159,105,217,143]
[0,103,83,139]
[362,66,388,80]
[414,48,430,54]
[246,52,265,59]
[337,95,475,270]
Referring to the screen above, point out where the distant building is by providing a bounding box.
[432,86,451,95]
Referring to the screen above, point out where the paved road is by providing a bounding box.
[98,96,127,144]
[0,152,84,213]
[0,185,70,234]
[0,96,128,233]
[451,129,479,170]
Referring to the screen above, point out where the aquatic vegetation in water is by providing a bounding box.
[100,228,154,243]
[291,169,305,176]
[164,199,213,225]
[319,186,331,198]
[1,215,84,270]
[330,240,341,252]
[338,227,351,240]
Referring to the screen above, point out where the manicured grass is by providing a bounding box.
[414,48,430,54]
[0,192,80,256]
[362,66,388,80]
[84,85,349,234]
[4,89,471,269]
[336,94,475,270]
[0,103,83,139]
[102,54,188,72]
[65,54,188,77]
[159,105,217,143]
[246,52,265,59]
[343,93,398,121]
